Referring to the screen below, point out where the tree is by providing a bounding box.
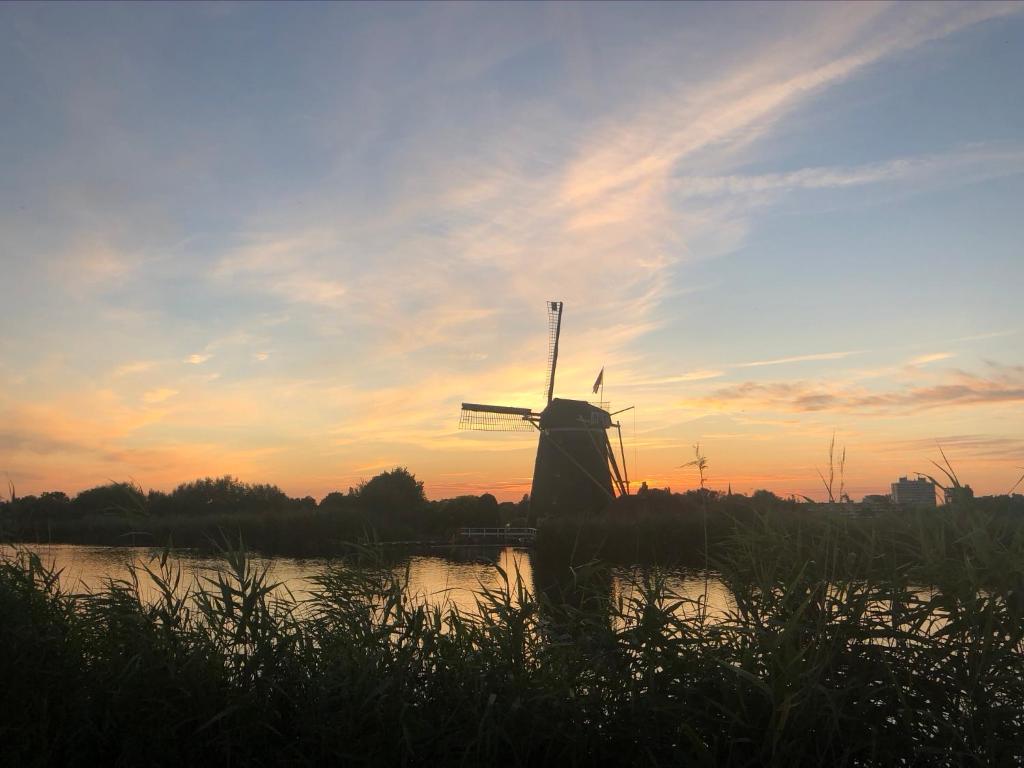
[73,482,147,517]
[319,491,349,509]
[751,489,781,506]
[353,467,426,516]
[165,476,289,516]
[435,494,500,531]
[294,495,317,512]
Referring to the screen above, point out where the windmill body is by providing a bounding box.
[459,302,629,521]
[529,397,615,518]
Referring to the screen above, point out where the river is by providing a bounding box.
[2,542,734,620]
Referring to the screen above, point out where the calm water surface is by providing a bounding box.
[3,543,734,619]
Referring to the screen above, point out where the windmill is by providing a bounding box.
[459,301,631,521]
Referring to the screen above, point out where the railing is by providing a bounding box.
[456,527,538,543]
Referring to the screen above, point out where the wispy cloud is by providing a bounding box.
[875,434,1024,461]
[953,330,1019,343]
[51,238,140,290]
[622,370,727,387]
[142,387,178,404]
[210,230,348,309]
[112,360,158,377]
[185,353,212,365]
[558,3,1020,213]
[672,147,1024,200]
[908,352,954,366]
[698,363,1024,414]
[203,4,1022,373]
[735,351,863,368]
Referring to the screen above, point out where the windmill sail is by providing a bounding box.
[459,403,538,432]
[544,301,562,405]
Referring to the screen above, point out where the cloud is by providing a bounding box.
[210,230,348,309]
[907,352,954,366]
[202,4,1020,372]
[671,148,1024,200]
[622,370,726,387]
[0,430,91,457]
[179,3,1023,400]
[653,370,728,384]
[142,387,178,404]
[698,364,1024,414]
[734,351,863,368]
[254,352,270,362]
[875,434,1024,461]
[185,353,212,365]
[953,330,1019,343]
[112,360,158,377]
[50,238,140,290]
[557,3,1020,215]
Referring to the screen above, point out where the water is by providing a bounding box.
[1,543,733,619]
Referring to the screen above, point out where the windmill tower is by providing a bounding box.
[459,301,630,521]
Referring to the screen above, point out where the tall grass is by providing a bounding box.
[2,511,1023,766]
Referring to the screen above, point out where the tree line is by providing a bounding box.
[3,468,1021,561]
[0,468,529,552]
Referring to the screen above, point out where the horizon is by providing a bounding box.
[3,2,1024,502]
[10,466,1011,506]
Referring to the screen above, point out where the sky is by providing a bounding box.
[2,1,1023,502]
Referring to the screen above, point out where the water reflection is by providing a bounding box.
[613,566,736,623]
[402,546,536,614]
[2,543,730,619]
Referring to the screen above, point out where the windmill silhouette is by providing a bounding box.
[459,301,630,521]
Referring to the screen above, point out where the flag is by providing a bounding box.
[592,366,604,394]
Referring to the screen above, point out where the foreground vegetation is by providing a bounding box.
[3,509,1024,766]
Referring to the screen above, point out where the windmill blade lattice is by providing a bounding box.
[459,403,538,432]
[544,301,562,404]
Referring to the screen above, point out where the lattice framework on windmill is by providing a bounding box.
[458,404,538,432]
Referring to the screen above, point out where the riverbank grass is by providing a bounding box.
[2,511,1023,766]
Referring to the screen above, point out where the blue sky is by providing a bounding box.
[2,2,1023,499]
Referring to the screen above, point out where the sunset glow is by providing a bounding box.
[3,2,1023,501]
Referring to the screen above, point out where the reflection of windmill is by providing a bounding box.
[460,301,630,520]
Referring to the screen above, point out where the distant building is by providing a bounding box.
[891,476,936,507]
[943,485,974,505]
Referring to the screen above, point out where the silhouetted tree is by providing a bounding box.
[434,494,501,531]
[751,489,781,507]
[354,468,424,512]
[164,476,289,516]
[351,467,427,533]
[4,491,73,521]
[319,491,349,509]
[73,482,146,517]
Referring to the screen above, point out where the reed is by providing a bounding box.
[2,510,1023,766]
